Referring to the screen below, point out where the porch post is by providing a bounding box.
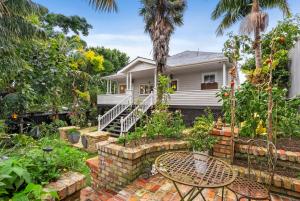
[126,73,129,90]
[109,80,112,94]
[129,72,132,90]
[106,80,109,94]
[223,63,227,87]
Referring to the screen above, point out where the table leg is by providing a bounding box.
[172,182,205,201]
[222,187,225,201]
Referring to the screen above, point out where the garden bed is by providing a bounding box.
[237,136,300,152]
[233,159,299,178]
[117,136,182,148]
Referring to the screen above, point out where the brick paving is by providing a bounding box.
[80,174,299,201]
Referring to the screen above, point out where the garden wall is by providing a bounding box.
[88,140,188,192]
[210,127,300,198]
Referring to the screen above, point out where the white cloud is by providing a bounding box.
[82,33,225,60]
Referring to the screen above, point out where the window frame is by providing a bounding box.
[170,79,179,91]
[139,84,154,95]
[202,72,217,84]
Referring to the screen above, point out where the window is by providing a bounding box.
[119,84,126,94]
[170,80,178,91]
[139,84,153,95]
[203,74,216,83]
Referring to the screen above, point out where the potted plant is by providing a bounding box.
[66,128,81,144]
[186,110,218,173]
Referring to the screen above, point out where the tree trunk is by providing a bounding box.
[254,27,262,69]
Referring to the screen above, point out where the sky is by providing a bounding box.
[34,0,300,61]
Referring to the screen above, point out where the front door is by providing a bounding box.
[119,84,126,94]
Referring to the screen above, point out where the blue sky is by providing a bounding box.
[35,0,300,60]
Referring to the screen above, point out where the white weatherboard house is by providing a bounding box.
[97,51,232,136]
[289,40,300,98]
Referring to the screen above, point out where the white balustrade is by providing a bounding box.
[98,95,132,131]
[120,92,154,135]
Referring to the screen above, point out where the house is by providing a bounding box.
[97,51,232,136]
[289,40,300,98]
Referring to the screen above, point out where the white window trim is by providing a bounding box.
[139,83,154,95]
[202,72,217,84]
[170,79,179,91]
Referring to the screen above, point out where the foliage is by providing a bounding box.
[157,75,174,104]
[11,183,58,201]
[43,13,92,36]
[242,16,300,87]
[186,110,218,152]
[0,159,31,197]
[89,47,130,75]
[39,120,68,137]
[117,108,185,145]
[218,83,300,138]
[211,0,290,36]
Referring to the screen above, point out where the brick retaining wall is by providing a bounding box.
[92,140,188,192]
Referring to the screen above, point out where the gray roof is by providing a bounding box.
[167,51,227,67]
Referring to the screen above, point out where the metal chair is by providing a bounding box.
[227,139,277,201]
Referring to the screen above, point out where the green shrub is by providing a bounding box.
[117,108,185,145]
[11,183,58,201]
[0,159,31,198]
[186,110,218,152]
[39,120,68,137]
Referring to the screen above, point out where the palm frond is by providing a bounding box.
[261,0,291,16]
[88,0,118,12]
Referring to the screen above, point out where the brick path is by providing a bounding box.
[80,174,298,201]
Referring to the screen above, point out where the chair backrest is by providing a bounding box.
[246,139,277,189]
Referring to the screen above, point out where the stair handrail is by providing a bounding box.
[120,92,154,135]
[98,95,132,131]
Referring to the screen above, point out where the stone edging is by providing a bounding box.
[235,144,300,164]
[44,171,86,200]
[96,140,188,160]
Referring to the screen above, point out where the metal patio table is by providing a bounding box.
[155,151,237,201]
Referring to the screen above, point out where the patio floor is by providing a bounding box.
[80,174,298,201]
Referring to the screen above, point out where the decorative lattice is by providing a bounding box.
[155,151,236,188]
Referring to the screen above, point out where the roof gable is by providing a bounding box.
[118,57,155,74]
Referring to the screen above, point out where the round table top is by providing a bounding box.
[155,151,237,188]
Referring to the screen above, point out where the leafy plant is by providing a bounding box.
[186,109,218,152]
[117,108,185,145]
[11,183,58,201]
[0,159,31,198]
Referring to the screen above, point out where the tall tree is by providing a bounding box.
[140,0,186,104]
[211,0,290,69]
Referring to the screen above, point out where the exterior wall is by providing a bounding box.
[132,76,154,104]
[172,68,225,90]
[289,40,300,98]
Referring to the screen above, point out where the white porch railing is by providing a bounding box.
[120,92,154,135]
[168,90,221,106]
[98,95,132,131]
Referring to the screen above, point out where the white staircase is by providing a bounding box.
[98,95,132,131]
[120,92,154,135]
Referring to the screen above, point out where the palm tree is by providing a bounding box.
[88,0,186,104]
[88,0,118,12]
[140,0,186,104]
[211,0,290,69]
